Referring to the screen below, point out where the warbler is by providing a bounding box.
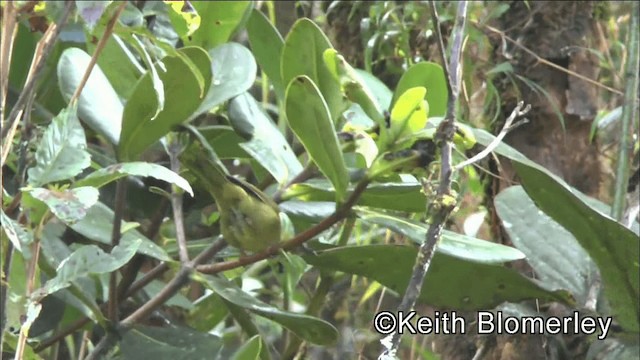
[179,133,281,253]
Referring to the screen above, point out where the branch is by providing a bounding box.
[380,1,469,357]
[168,137,190,264]
[454,101,530,171]
[196,179,370,274]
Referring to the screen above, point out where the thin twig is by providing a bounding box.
[168,138,190,264]
[380,1,469,357]
[1,1,74,164]
[0,0,18,125]
[108,180,128,322]
[454,101,530,171]
[69,1,127,104]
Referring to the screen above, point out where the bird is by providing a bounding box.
[179,127,282,253]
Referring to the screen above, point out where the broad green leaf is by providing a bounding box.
[195,274,338,346]
[283,179,426,212]
[495,186,597,304]
[380,87,428,151]
[279,200,336,221]
[357,208,526,263]
[27,187,99,224]
[285,76,349,202]
[229,93,303,185]
[57,47,124,145]
[27,106,91,186]
[87,34,143,99]
[119,47,211,160]
[34,240,141,299]
[246,8,285,100]
[190,43,257,121]
[187,1,251,50]
[514,161,640,333]
[303,245,574,310]
[231,335,262,360]
[281,19,347,122]
[392,62,447,117]
[354,69,393,113]
[74,161,193,196]
[69,202,171,261]
[119,325,223,360]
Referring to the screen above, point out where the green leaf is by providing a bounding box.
[246,8,285,100]
[391,62,447,117]
[74,161,193,196]
[119,325,223,360]
[231,335,262,360]
[27,106,91,186]
[34,240,141,299]
[514,161,640,333]
[186,292,229,332]
[323,49,385,126]
[27,187,99,224]
[195,274,338,346]
[285,76,349,202]
[284,179,426,212]
[119,47,211,160]
[57,47,123,146]
[190,43,257,121]
[357,208,526,263]
[495,186,597,304]
[1,209,33,257]
[281,19,347,122]
[200,125,249,159]
[380,86,428,150]
[69,202,171,261]
[229,93,303,185]
[303,245,574,310]
[187,1,251,50]
[86,35,143,99]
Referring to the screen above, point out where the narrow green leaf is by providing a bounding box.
[28,187,99,224]
[357,208,526,263]
[246,8,285,100]
[120,325,223,359]
[190,43,257,121]
[285,76,349,202]
[231,335,262,360]
[1,209,33,257]
[391,62,447,117]
[284,179,426,212]
[229,93,303,185]
[27,106,91,186]
[303,245,574,310]
[514,161,640,333]
[57,47,123,146]
[281,19,347,121]
[187,1,251,50]
[74,161,193,196]
[495,186,596,303]
[119,47,211,160]
[195,274,338,346]
[69,202,171,261]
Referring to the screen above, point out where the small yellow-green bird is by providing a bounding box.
[179,131,281,253]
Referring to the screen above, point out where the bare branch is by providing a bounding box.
[454,101,530,171]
